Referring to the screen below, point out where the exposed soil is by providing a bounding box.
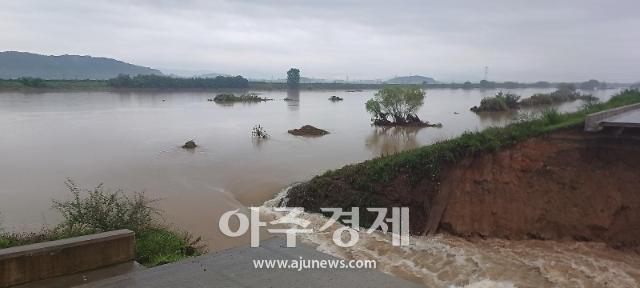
[288,125,330,137]
[287,127,640,250]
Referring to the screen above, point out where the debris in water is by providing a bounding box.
[182,140,197,149]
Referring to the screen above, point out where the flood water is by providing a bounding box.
[0,88,628,286]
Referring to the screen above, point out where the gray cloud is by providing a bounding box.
[2,0,639,82]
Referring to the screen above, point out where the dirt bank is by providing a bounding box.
[287,128,640,250]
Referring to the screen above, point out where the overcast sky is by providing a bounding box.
[2,0,639,82]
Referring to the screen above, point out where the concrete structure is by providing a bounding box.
[0,230,134,288]
[15,262,143,288]
[585,103,640,132]
[78,237,422,288]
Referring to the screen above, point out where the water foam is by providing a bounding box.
[261,186,640,288]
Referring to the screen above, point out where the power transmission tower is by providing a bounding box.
[484,66,489,81]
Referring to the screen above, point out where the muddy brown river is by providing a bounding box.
[1,88,632,287]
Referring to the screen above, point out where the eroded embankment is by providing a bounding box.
[287,128,640,250]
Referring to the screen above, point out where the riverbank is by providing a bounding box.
[286,89,640,250]
[0,79,384,92]
[1,79,624,92]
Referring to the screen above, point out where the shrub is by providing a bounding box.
[504,92,521,108]
[520,85,597,106]
[136,228,202,267]
[53,179,157,235]
[471,91,520,112]
[252,125,269,139]
[213,93,270,102]
[541,108,561,125]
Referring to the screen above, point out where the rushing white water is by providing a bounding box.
[261,187,640,288]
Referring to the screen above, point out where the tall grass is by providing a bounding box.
[53,179,157,235]
[540,108,561,125]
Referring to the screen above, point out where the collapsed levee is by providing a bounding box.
[288,127,640,250]
[286,89,640,251]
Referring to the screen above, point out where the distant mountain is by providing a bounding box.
[160,68,220,78]
[385,75,437,85]
[0,51,162,80]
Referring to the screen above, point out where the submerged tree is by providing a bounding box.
[365,86,426,125]
[251,125,269,139]
[287,68,300,88]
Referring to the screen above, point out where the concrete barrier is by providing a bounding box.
[585,103,640,131]
[0,229,134,287]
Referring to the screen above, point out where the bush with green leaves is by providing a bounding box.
[365,86,425,125]
[540,108,561,125]
[213,93,270,103]
[520,84,597,106]
[471,91,520,112]
[53,179,156,235]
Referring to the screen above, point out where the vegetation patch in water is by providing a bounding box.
[519,83,597,106]
[213,93,271,103]
[472,85,598,112]
[470,91,520,112]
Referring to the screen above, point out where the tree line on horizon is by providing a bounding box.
[106,74,249,89]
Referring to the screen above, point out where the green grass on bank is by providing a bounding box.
[299,89,640,206]
[0,180,203,267]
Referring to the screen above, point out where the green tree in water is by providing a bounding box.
[287,68,300,88]
[365,86,425,125]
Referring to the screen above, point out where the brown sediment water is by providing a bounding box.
[0,88,622,256]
